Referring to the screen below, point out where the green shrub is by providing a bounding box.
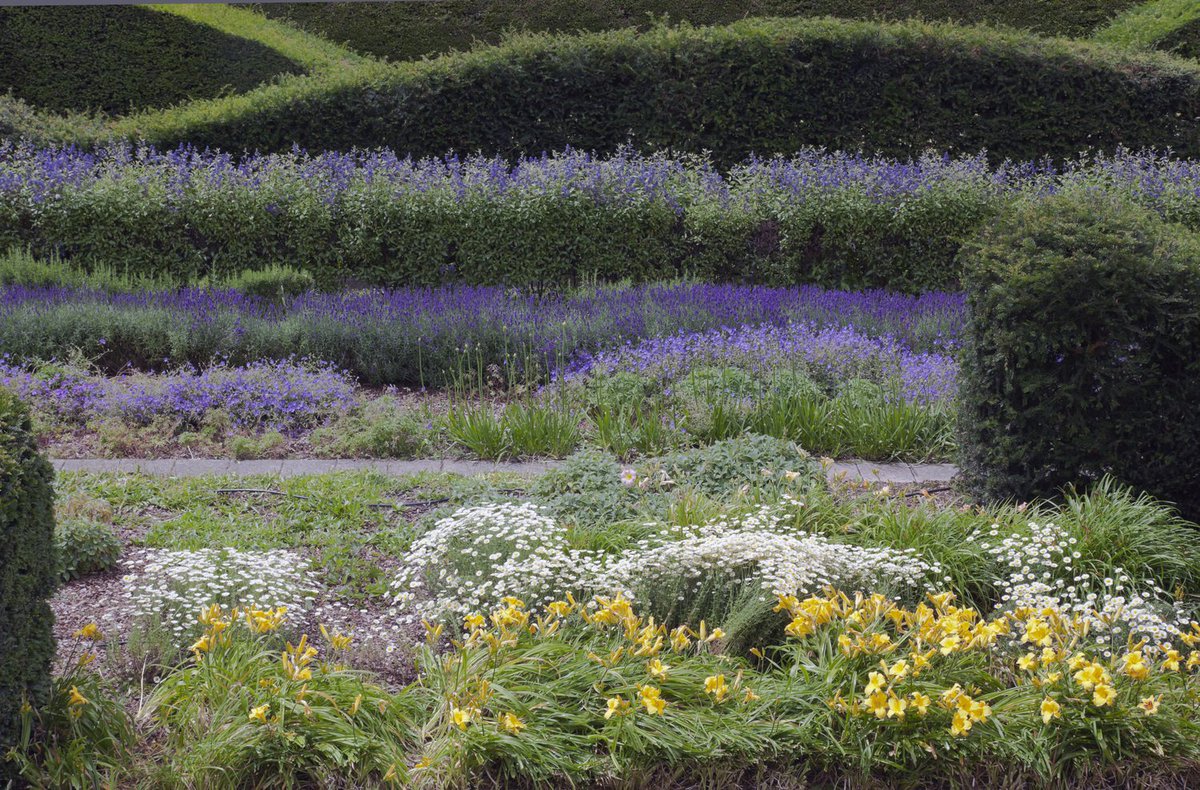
[262,0,1137,61]
[55,518,121,582]
[220,265,315,301]
[957,192,1200,521]
[111,17,1200,165]
[0,6,303,114]
[650,433,817,498]
[1094,0,1200,59]
[0,388,57,778]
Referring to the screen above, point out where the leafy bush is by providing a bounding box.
[0,388,56,779]
[263,0,1137,61]
[218,265,315,301]
[957,192,1200,520]
[109,17,1200,164]
[0,6,303,114]
[649,433,818,498]
[55,518,120,582]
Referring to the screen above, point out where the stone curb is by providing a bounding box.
[51,458,958,484]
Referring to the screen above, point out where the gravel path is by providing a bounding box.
[51,457,959,484]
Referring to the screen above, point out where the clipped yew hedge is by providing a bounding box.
[0,388,57,779]
[0,5,303,114]
[261,0,1138,61]
[112,17,1200,165]
[958,192,1200,521]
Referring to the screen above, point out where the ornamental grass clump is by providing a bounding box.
[124,547,319,645]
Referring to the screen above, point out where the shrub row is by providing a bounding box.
[98,17,1200,165]
[1094,0,1200,59]
[261,0,1138,61]
[958,192,1200,522]
[3,146,1200,292]
[0,6,304,115]
[0,388,56,779]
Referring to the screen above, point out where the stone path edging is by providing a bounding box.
[51,458,958,485]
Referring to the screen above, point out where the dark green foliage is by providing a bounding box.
[117,17,1200,165]
[957,192,1200,520]
[0,388,57,778]
[261,0,1136,61]
[0,6,303,115]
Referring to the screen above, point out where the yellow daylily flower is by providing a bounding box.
[1040,697,1061,724]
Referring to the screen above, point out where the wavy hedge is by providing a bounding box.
[261,0,1138,61]
[1095,0,1200,59]
[0,6,305,115]
[107,17,1200,165]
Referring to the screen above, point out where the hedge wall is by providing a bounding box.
[111,17,1200,165]
[0,388,57,779]
[260,0,1138,61]
[0,5,303,114]
[957,193,1200,521]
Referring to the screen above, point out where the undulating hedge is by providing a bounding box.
[102,17,1200,165]
[0,5,303,114]
[957,192,1200,521]
[259,0,1138,61]
[0,388,57,779]
[1094,0,1200,59]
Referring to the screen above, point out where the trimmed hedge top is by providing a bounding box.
[104,17,1200,164]
[0,5,305,114]
[261,0,1139,61]
[1095,0,1200,59]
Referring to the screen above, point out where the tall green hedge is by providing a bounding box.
[260,0,1138,61]
[957,193,1200,521]
[0,5,303,114]
[111,17,1200,165]
[0,389,57,779]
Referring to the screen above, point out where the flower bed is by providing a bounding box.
[0,282,963,387]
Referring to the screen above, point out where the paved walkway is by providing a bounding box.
[52,457,958,484]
